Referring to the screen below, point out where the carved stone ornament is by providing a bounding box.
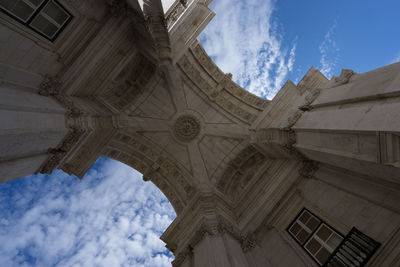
[334,69,355,86]
[39,77,86,120]
[37,128,85,174]
[173,115,201,142]
[299,159,319,179]
[166,1,187,27]
[241,233,257,252]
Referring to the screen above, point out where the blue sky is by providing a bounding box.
[0,158,175,266]
[200,0,400,98]
[1,0,399,266]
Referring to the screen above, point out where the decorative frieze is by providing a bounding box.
[166,0,188,28]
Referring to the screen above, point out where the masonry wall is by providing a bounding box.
[245,164,400,266]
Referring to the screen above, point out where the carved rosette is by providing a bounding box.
[173,115,201,142]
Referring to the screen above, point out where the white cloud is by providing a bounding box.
[0,158,176,267]
[391,51,400,64]
[319,20,340,78]
[199,0,297,99]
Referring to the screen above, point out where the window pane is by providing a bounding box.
[331,258,346,267]
[289,223,301,236]
[299,211,310,224]
[317,225,332,241]
[327,233,343,249]
[0,0,35,21]
[30,14,59,38]
[0,0,16,11]
[42,0,68,25]
[307,217,320,231]
[305,238,321,255]
[316,247,331,264]
[26,0,43,7]
[13,1,34,21]
[296,229,310,244]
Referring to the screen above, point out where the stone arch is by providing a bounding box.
[216,144,266,197]
[177,41,269,124]
[101,131,196,214]
[99,52,158,114]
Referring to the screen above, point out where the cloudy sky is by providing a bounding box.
[200,0,400,99]
[1,0,400,266]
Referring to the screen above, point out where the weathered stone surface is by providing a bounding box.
[0,0,399,266]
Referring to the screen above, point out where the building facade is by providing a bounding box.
[1,0,399,266]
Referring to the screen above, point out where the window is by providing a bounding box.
[287,208,344,266]
[0,0,72,41]
[288,208,381,267]
[323,227,381,267]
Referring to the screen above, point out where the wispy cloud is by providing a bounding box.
[0,158,175,267]
[319,20,340,78]
[200,0,297,99]
[391,51,400,64]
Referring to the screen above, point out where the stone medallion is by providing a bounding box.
[173,114,201,142]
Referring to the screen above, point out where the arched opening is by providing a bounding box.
[0,157,176,266]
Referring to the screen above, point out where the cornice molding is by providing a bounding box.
[36,76,90,175]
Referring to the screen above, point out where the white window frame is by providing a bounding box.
[287,208,344,267]
[0,0,72,41]
[29,0,70,39]
[304,223,344,265]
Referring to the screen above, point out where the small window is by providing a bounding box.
[287,208,344,266]
[0,0,72,41]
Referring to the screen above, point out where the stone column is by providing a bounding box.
[0,72,68,183]
[293,63,400,184]
[161,194,250,267]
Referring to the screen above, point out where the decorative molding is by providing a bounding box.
[37,128,85,174]
[38,76,86,120]
[166,0,187,28]
[240,233,257,252]
[142,163,161,182]
[37,77,89,175]
[172,245,192,267]
[173,114,201,142]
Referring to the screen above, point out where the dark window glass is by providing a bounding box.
[30,14,58,38]
[42,1,68,24]
[0,0,72,41]
[287,208,344,266]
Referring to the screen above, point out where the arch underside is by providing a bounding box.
[0,0,311,215]
[42,3,273,215]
